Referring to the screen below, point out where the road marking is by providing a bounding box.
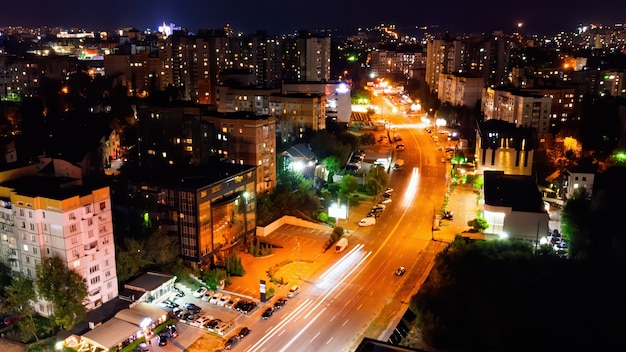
[310,331,320,343]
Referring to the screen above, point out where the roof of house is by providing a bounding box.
[483,171,546,213]
[281,143,316,160]
[80,318,138,351]
[124,272,174,292]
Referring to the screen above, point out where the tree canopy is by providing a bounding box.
[411,236,626,350]
[35,256,88,330]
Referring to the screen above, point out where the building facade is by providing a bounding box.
[0,176,118,317]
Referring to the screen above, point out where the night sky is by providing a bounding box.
[2,0,626,36]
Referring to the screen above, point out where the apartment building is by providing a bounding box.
[201,112,276,193]
[270,92,326,143]
[0,175,118,317]
[282,81,350,123]
[437,72,484,108]
[481,87,552,141]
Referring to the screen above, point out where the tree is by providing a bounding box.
[467,217,488,232]
[560,187,592,260]
[322,156,340,174]
[339,174,359,198]
[36,256,88,330]
[115,237,152,283]
[3,275,39,342]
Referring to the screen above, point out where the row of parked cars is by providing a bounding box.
[360,187,393,226]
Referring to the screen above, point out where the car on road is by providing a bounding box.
[384,187,393,193]
[395,144,405,151]
[237,326,251,338]
[224,335,241,350]
[381,198,392,204]
[261,307,274,319]
[372,204,386,211]
[274,297,287,309]
[192,286,208,298]
[395,267,406,276]
[382,192,392,199]
[217,294,231,307]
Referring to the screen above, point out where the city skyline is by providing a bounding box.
[2,0,626,36]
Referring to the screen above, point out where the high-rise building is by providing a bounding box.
[282,31,331,83]
[0,174,118,317]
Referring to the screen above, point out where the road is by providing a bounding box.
[210,94,451,352]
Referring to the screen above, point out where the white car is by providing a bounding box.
[192,287,208,298]
[225,297,240,309]
[217,294,230,307]
[209,292,222,304]
[201,291,214,301]
[381,198,392,204]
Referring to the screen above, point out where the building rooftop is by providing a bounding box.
[483,171,546,213]
[0,175,103,200]
[122,163,256,189]
[124,272,174,292]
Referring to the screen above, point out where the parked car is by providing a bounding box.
[192,286,208,298]
[218,294,231,307]
[183,302,202,312]
[136,343,149,352]
[237,326,251,338]
[395,144,405,151]
[224,336,241,350]
[225,297,240,309]
[174,287,185,297]
[201,291,214,301]
[274,297,287,309]
[359,217,376,226]
[158,333,167,346]
[209,292,222,304]
[261,307,274,319]
[164,325,178,338]
[203,318,223,332]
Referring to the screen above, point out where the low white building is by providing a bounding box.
[482,171,549,243]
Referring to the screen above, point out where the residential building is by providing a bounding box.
[481,87,552,141]
[437,73,484,109]
[201,111,276,193]
[0,174,118,317]
[270,92,326,143]
[282,81,351,123]
[482,170,549,242]
[281,31,331,83]
[475,119,537,176]
[425,37,462,94]
[215,85,281,115]
[562,166,596,200]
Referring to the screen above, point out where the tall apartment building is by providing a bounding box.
[270,93,326,143]
[0,175,118,317]
[135,103,218,167]
[0,56,41,100]
[135,102,277,192]
[437,73,484,108]
[215,86,281,115]
[525,87,577,135]
[201,112,276,193]
[367,46,424,83]
[426,33,512,94]
[282,81,351,123]
[282,31,331,83]
[425,37,463,94]
[481,87,552,141]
